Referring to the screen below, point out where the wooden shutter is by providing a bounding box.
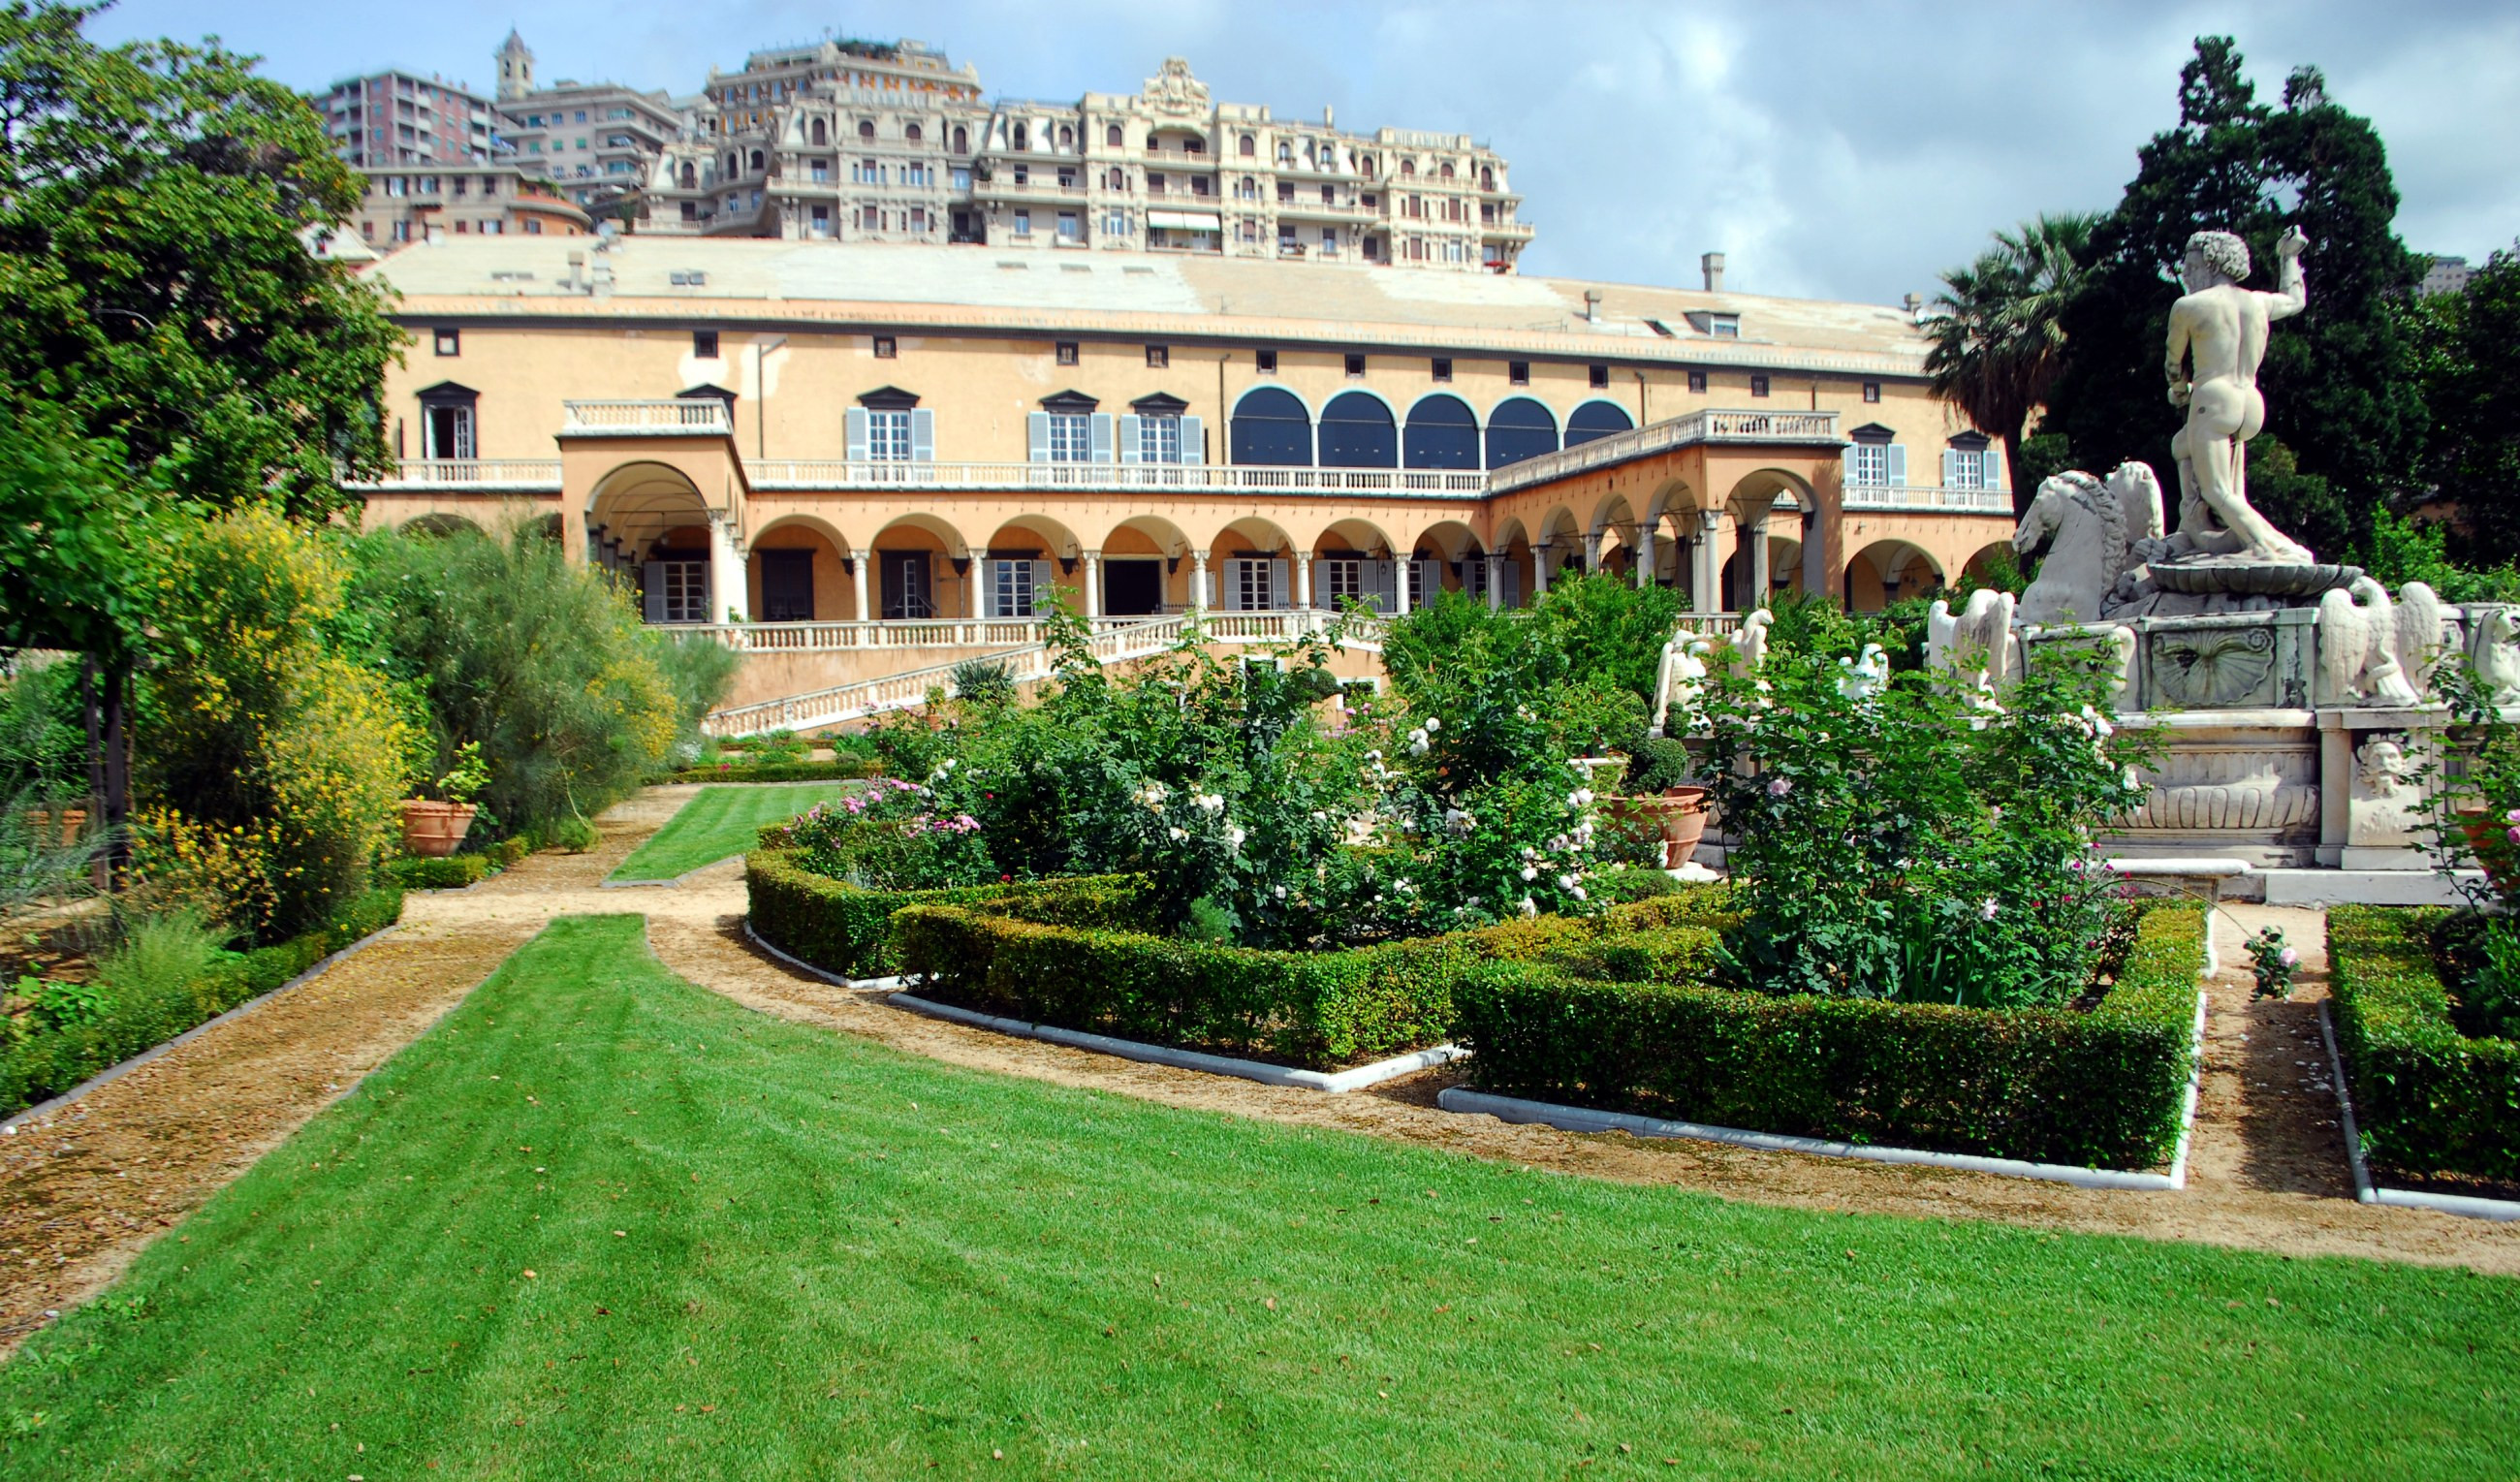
[1268,559,1289,610]
[1886,444,1907,487]
[642,563,665,623]
[1026,412,1052,463]
[1942,449,1964,488]
[1032,559,1053,615]
[1500,562,1522,609]
[910,408,935,462]
[1089,413,1115,464]
[844,407,869,461]
[1179,415,1204,465]
[1984,449,2003,490]
[1118,413,1143,464]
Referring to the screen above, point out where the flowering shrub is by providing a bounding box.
[783,776,993,891]
[1697,627,2154,1007]
[2247,927,2301,1000]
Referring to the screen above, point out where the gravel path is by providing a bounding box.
[6,787,2514,1358]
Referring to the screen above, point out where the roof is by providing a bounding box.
[358,237,1931,376]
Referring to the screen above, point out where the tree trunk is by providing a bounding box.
[2004,418,2035,519]
[81,654,131,891]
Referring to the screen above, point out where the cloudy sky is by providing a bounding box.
[90,0,2520,305]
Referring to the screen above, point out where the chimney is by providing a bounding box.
[1902,292,1924,322]
[1701,252,1725,293]
[1582,289,1602,324]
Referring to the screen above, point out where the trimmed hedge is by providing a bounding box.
[2327,905,2520,1182]
[668,758,880,785]
[743,848,1150,978]
[1451,904,2206,1170]
[891,906,1481,1069]
[2,886,406,1119]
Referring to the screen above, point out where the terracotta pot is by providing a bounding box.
[1659,785,1711,867]
[2459,809,2518,896]
[401,799,478,859]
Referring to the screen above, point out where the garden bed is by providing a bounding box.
[1448,903,2209,1172]
[744,847,1150,979]
[664,757,880,785]
[2325,905,2520,1209]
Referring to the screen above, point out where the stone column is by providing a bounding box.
[1484,552,1505,610]
[1531,543,1552,596]
[1634,520,1656,589]
[964,556,980,619]
[706,511,742,623]
[1583,531,1603,574]
[850,554,871,625]
[1746,515,1772,607]
[1391,552,1410,616]
[1082,551,1102,619]
[1295,552,1313,610]
[1190,551,1209,612]
[1694,508,1726,615]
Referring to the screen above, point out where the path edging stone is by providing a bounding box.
[2317,1000,2520,1222]
[888,992,1465,1092]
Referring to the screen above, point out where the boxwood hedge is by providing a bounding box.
[743,848,1150,978]
[2326,905,2520,1182]
[1452,903,2206,1170]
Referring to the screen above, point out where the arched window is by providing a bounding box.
[1230,387,1312,466]
[810,118,827,145]
[748,148,765,171]
[1239,133,1255,157]
[1401,158,1416,177]
[1565,400,1635,447]
[1484,397,1559,468]
[858,119,874,142]
[1319,392,1398,468]
[1362,158,1377,178]
[1439,162,1456,180]
[1402,394,1478,470]
[1480,166,1495,191]
[952,124,968,153]
[678,161,696,190]
[1057,123,1075,149]
[726,152,740,175]
[906,122,923,142]
[1013,122,1028,151]
[1107,122,1123,147]
[1276,141,1293,164]
[1109,167,1125,189]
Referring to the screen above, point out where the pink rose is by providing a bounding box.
[1766,778,1792,797]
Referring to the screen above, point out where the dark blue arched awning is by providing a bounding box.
[1230,386,1312,466]
[1566,400,1635,447]
[1485,396,1559,468]
[1402,394,1479,470]
[1319,392,1398,468]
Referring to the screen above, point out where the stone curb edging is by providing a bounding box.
[1433,988,2207,1192]
[2317,1000,2520,1222]
[602,857,743,890]
[739,918,904,991]
[887,992,1465,1093]
[2,924,403,1135]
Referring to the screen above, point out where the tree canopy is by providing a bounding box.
[2408,245,2520,565]
[1923,212,2096,512]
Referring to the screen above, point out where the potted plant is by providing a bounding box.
[402,742,489,858]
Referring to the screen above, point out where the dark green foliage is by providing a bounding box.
[645,633,741,750]
[666,757,882,784]
[0,886,402,1118]
[743,847,1149,978]
[949,658,1017,709]
[384,838,528,890]
[2327,905,2520,1182]
[1924,212,2098,507]
[2044,39,2425,557]
[1535,926,1724,986]
[2355,508,2520,603]
[1452,905,2205,1170]
[2409,243,2520,566]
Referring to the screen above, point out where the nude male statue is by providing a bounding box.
[2164,225,2315,563]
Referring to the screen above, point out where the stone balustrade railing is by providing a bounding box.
[1841,484,2011,514]
[560,398,734,436]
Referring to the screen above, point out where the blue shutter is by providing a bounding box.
[1942,450,1964,488]
[1886,444,1907,488]
[1089,412,1115,464]
[1118,413,1143,463]
[910,408,936,462]
[1033,560,1054,616]
[1843,449,1864,488]
[1269,558,1289,610]
[1178,415,1204,464]
[1984,449,2003,489]
[844,408,869,461]
[1026,412,1052,463]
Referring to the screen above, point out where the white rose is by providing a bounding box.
[1521,866,1537,881]
[1423,716,1440,733]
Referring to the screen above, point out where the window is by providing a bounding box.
[1146,345,1169,369]
[1749,373,1771,398]
[1046,412,1090,462]
[1686,369,1708,394]
[906,122,922,142]
[858,120,874,141]
[872,335,898,360]
[1138,414,1181,464]
[433,328,460,357]
[1107,123,1123,147]
[1848,439,1897,487]
[1112,167,1128,190]
[1863,381,1882,404]
[1508,361,1529,386]
[1055,341,1079,366]
[1014,210,1031,236]
[866,409,912,461]
[1239,133,1255,157]
[1707,314,1741,338]
[992,557,1038,618]
[1344,353,1366,377]
[693,330,719,359]
[952,124,968,153]
[1276,181,1293,204]
[1057,211,1081,240]
[880,551,930,618]
[652,560,709,624]
[810,158,830,182]
[1103,211,1128,236]
[669,269,708,287]
[1256,349,1278,374]
[1432,358,1453,382]
[1589,364,1609,389]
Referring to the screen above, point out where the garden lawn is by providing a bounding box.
[607,783,859,882]
[4,918,2515,1479]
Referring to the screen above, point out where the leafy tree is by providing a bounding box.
[2044,38,2425,558]
[2407,244,2520,565]
[0,0,401,517]
[1923,212,2097,510]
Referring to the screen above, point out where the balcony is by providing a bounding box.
[357,459,563,491]
[747,460,1488,498]
[1841,484,2012,514]
[561,398,734,436]
[1486,409,1843,494]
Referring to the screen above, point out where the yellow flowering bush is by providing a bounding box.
[123,806,280,933]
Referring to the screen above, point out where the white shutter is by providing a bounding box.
[844,408,869,461]
[1942,450,1964,488]
[1268,558,1289,610]
[1887,444,1907,487]
[910,408,936,462]
[1118,413,1143,463]
[1026,412,1052,463]
[1985,449,2004,489]
[1033,559,1054,615]
[1089,413,1115,463]
[1178,415,1204,464]
[642,563,665,623]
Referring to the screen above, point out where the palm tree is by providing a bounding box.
[1923,212,2098,512]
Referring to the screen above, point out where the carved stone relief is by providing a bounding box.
[2148,625,2279,709]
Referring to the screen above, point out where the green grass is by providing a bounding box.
[607,783,858,882]
[5,915,2516,1479]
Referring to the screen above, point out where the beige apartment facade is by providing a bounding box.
[351,165,595,246]
[347,237,2011,636]
[491,31,684,215]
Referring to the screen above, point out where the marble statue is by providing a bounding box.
[2014,464,2162,624]
[2474,607,2520,706]
[2165,227,2315,564]
[1927,588,2017,685]
[1649,634,1711,737]
[1729,608,1773,678]
[2347,736,2427,846]
[2315,577,2442,707]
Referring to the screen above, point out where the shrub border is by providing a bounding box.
[2324,904,2520,1201]
[3,906,405,1133]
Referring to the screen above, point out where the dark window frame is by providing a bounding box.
[1343,353,1367,378]
[692,330,719,359]
[1588,363,1609,389]
[1507,360,1529,386]
[432,327,460,357]
[1749,373,1771,398]
[1055,341,1080,366]
[1146,344,1169,369]
[1687,370,1709,394]
[1255,349,1278,374]
[872,335,898,360]
[1431,358,1453,383]
[1863,380,1882,404]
